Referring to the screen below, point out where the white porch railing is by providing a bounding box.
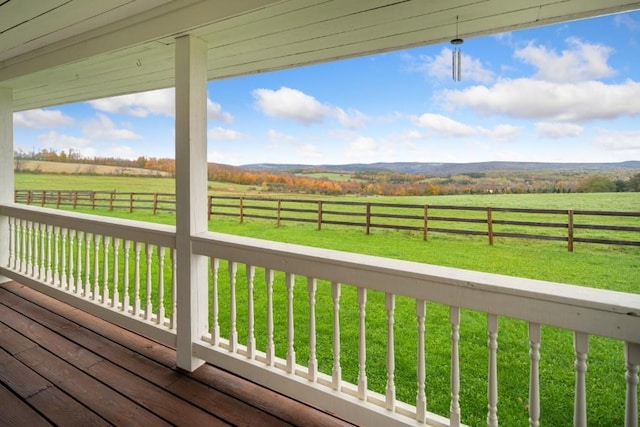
[0,203,177,347]
[1,203,639,426]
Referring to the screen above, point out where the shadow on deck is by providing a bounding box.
[0,280,354,427]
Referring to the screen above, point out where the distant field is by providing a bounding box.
[15,160,171,177]
[296,171,361,181]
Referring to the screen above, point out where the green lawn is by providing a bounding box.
[12,172,640,425]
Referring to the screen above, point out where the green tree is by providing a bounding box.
[577,175,616,193]
[627,172,640,192]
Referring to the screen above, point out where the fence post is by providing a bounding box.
[487,207,494,246]
[14,190,17,203]
[568,210,574,252]
[207,195,212,220]
[73,191,78,209]
[240,196,244,224]
[56,191,61,209]
[153,193,158,215]
[318,201,323,231]
[277,199,282,227]
[91,191,96,210]
[423,204,428,241]
[366,203,371,235]
[129,193,134,213]
[109,192,115,211]
[41,191,46,207]
[27,190,32,205]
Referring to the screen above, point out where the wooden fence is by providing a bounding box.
[14,189,175,215]
[14,190,640,252]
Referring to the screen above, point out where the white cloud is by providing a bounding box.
[479,124,521,142]
[615,14,640,31]
[591,129,640,150]
[414,113,476,137]
[14,109,74,128]
[89,88,174,117]
[416,48,495,84]
[514,38,615,83]
[37,131,92,150]
[267,129,297,144]
[253,86,368,128]
[536,122,584,139]
[266,129,322,158]
[253,87,330,124]
[344,135,381,160]
[207,99,234,123]
[208,127,244,140]
[335,107,369,129]
[89,88,233,122]
[440,79,640,122]
[82,114,142,140]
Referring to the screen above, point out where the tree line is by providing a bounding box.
[14,148,640,196]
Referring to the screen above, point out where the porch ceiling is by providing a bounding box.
[2,0,640,112]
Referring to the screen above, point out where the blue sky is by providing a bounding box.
[13,10,640,166]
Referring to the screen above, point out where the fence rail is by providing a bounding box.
[15,190,640,252]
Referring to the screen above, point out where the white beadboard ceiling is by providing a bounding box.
[2,0,640,111]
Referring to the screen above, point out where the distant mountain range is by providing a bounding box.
[241,161,640,176]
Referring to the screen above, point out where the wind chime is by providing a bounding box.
[451,16,463,81]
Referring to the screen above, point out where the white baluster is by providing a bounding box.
[450,306,461,427]
[32,222,39,278]
[92,234,100,301]
[385,293,396,412]
[357,286,367,400]
[7,216,14,269]
[331,281,342,391]
[574,331,589,427]
[46,225,53,283]
[286,272,296,374]
[75,230,82,293]
[211,258,220,344]
[170,249,177,330]
[246,265,256,359]
[145,244,153,320]
[27,221,33,276]
[67,229,75,291]
[229,261,238,352]
[53,226,60,285]
[83,232,90,297]
[102,236,111,304]
[112,238,120,309]
[39,223,46,280]
[487,313,499,427]
[308,277,317,382]
[157,246,165,325]
[416,299,427,423]
[60,227,67,287]
[133,242,141,316]
[19,219,26,273]
[529,323,541,427]
[123,240,131,311]
[625,342,639,427]
[265,269,275,366]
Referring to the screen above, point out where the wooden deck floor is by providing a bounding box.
[0,280,354,427]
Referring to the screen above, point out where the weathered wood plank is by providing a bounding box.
[0,384,52,427]
[17,345,172,427]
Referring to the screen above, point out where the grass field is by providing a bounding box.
[12,172,640,425]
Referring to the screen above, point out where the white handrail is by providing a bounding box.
[192,231,640,341]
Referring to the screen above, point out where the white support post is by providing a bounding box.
[175,35,209,371]
[0,87,13,283]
